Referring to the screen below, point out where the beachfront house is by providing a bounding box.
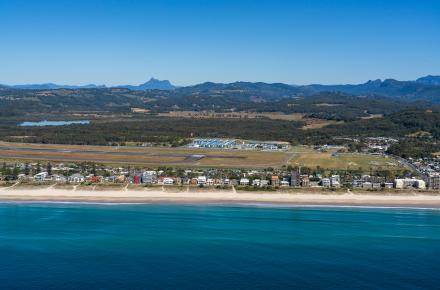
[142,171,157,184]
[240,178,250,186]
[161,177,174,185]
[280,180,290,187]
[321,178,331,187]
[197,176,207,186]
[271,176,279,187]
[68,173,85,183]
[33,172,48,182]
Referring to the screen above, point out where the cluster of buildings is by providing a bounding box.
[1,154,439,191]
[351,176,426,190]
[187,138,290,151]
[23,169,436,191]
[403,157,440,190]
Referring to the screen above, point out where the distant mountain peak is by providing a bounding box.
[116,78,175,90]
[416,75,440,86]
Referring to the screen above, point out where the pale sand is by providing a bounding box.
[0,187,440,208]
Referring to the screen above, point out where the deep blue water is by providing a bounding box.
[19,120,90,126]
[1,203,440,289]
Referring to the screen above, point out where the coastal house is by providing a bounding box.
[240,178,250,186]
[133,175,141,184]
[88,175,102,183]
[352,180,363,188]
[428,173,440,190]
[142,171,157,184]
[384,182,394,189]
[161,177,174,185]
[290,170,301,187]
[68,173,85,183]
[280,180,290,187]
[331,175,341,187]
[300,175,310,187]
[321,178,331,187]
[362,182,372,189]
[33,172,48,182]
[51,175,67,182]
[271,176,279,187]
[394,178,425,189]
[197,176,207,186]
[260,179,269,187]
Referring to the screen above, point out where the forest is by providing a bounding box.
[0,86,439,158]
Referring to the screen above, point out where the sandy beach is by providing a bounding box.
[0,186,440,208]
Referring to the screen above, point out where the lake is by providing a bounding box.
[0,203,439,289]
[19,120,90,126]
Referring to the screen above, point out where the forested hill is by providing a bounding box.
[2,75,440,103]
[0,86,434,121]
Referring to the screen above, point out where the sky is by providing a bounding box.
[1,0,440,86]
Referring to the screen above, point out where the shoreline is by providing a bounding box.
[1,188,440,208]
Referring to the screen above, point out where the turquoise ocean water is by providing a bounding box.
[0,203,439,289]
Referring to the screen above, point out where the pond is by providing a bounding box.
[19,120,91,127]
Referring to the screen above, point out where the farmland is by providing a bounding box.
[0,142,406,172]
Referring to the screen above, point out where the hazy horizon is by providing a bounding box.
[1,75,439,88]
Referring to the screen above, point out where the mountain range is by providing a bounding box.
[0,78,176,91]
[1,75,440,102]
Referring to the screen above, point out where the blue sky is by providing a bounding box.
[1,0,439,86]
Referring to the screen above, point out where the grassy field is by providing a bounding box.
[288,151,402,172]
[0,141,288,168]
[158,111,341,130]
[0,141,406,172]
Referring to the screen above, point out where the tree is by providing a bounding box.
[47,162,52,175]
[12,166,19,178]
[36,162,41,174]
[24,163,30,176]
[91,163,96,175]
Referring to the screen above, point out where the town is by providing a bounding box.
[1,159,438,191]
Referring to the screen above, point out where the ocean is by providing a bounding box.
[0,203,439,289]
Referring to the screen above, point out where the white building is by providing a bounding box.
[240,178,250,186]
[415,179,426,190]
[280,180,290,187]
[261,180,269,187]
[68,173,85,183]
[33,172,48,182]
[394,178,426,189]
[321,178,331,187]
[162,177,174,185]
[331,175,341,187]
[142,171,157,184]
[252,179,261,187]
[197,176,207,186]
